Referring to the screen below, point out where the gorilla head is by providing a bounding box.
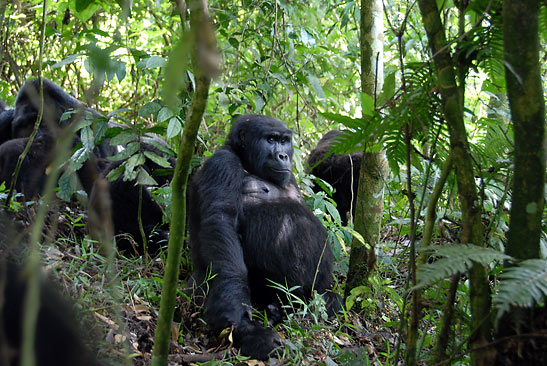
[11,79,83,138]
[227,115,293,188]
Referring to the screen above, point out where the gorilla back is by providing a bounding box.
[188,115,339,360]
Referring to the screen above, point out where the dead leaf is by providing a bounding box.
[95,312,119,330]
[245,360,266,366]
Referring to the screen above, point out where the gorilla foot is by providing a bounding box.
[234,319,282,360]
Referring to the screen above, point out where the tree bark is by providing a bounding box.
[151,1,217,365]
[504,0,545,261]
[416,1,494,364]
[344,0,388,299]
[494,2,546,364]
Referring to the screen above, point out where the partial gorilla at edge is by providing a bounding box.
[0,218,97,366]
[188,115,341,360]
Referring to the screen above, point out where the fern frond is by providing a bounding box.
[494,259,547,319]
[414,244,512,289]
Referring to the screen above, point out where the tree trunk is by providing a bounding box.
[344,0,388,299]
[151,1,217,365]
[504,0,545,261]
[495,1,546,364]
[416,1,494,365]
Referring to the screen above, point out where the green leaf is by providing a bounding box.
[166,117,182,139]
[145,140,175,156]
[137,55,166,69]
[80,126,94,151]
[414,244,512,289]
[75,0,95,12]
[494,259,547,319]
[93,117,110,143]
[57,171,79,202]
[51,54,82,69]
[320,112,364,129]
[113,60,126,82]
[137,168,158,186]
[144,150,172,168]
[228,37,239,48]
[360,92,375,116]
[157,107,175,123]
[308,75,325,100]
[377,71,396,105]
[106,164,124,181]
[69,147,91,171]
[109,129,138,146]
[138,101,162,117]
[163,33,191,108]
[108,142,140,161]
[125,153,146,177]
[325,201,341,224]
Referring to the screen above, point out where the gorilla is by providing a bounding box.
[307,130,362,226]
[6,79,169,255]
[0,216,97,366]
[0,135,54,198]
[189,115,340,360]
[0,260,97,366]
[12,78,116,158]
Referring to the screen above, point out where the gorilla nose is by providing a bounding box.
[277,153,288,161]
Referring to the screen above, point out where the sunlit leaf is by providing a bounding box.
[51,53,82,69]
[167,117,182,139]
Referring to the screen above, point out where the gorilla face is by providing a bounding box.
[228,115,294,188]
[251,128,293,187]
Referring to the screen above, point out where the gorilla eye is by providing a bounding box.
[267,136,275,143]
[281,137,290,143]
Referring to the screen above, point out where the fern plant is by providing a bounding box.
[414,243,511,290]
[494,259,547,319]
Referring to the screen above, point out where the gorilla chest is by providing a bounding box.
[239,175,328,267]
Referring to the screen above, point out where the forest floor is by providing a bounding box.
[11,200,407,366]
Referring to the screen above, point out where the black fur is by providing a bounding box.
[0,252,98,366]
[0,135,54,198]
[4,79,171,255]
[0,101,14,144]
[189,115,339,360]
[307,130,362,225]
[12,78,116,158]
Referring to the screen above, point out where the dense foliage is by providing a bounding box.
[0,0,546,365]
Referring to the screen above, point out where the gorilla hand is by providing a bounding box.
[234,317,282,360]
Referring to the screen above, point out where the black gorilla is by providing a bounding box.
[0,261,97,366]
[307,130,362,225]
[6,79,169,254]
[0,216,96,366]
[0,135,54,198]
[12,78,116,158]
[189,115,340,360]
[12,78,82,137]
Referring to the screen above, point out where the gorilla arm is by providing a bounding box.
[189,148,253,329]
[189,148,282,359]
